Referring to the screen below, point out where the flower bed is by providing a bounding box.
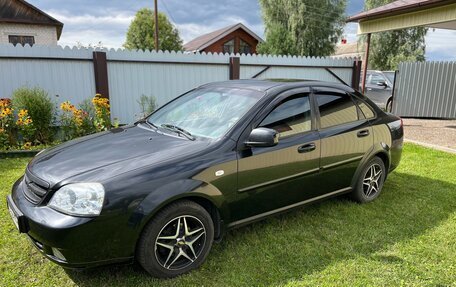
[1,89,118,153]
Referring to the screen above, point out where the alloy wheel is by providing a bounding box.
[154,215,206,270]
[362,163,383,198]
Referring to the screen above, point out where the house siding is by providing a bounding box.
[202,28,259,54]
[0,23,58,45]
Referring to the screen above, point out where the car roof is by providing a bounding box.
[199,79,355,93]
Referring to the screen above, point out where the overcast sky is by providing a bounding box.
[28,0,456,60]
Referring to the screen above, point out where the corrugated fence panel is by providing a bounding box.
[240,55,354,84]
[107,50,231,123]
[0,44,95,106]
[394,61,456,118]
[0,45,359,124]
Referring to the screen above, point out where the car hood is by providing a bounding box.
[28,124,210,187]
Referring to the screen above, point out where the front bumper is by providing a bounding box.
[7,178,134,269]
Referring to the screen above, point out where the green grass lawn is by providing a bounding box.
[1,143,455,287]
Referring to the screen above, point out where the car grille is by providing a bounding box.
[23,171,49,205]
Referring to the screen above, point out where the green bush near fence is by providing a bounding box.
[12,87,55,144]
[2,88,157,151]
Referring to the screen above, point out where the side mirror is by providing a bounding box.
[245,128,279,147]
[377,81,388,88]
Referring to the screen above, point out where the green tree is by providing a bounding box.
[364,0,427,70]
[258,0,347,56]
[124,8,183,51]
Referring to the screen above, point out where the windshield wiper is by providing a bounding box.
[160,124,195,141]
[136,119,158,129]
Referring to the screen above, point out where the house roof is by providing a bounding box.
[0,0,64,39]
[348,0,453,22]
[183,23,263,52]
[334,43,363,55]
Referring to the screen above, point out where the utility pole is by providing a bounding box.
[154,0,159,51]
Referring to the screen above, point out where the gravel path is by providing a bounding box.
[402,118,456,151]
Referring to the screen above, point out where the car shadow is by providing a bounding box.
[66,172,456,286]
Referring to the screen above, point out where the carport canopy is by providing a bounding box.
[347,0,456,92]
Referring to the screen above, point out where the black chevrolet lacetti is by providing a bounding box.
[7,80,403,278]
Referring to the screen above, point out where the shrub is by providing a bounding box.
[0,98,15,149]
[92,94,111,132]
[60,101,93,141]
[15,109,35,148]
[12,87,55,144]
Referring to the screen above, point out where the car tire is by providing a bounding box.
[350,157,386,203]
[137,200,214,278]
[386,99,393,113]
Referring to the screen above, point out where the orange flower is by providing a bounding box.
[23,142,32,149]
[18,109,28,118]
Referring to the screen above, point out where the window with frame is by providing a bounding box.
[239,39,251,54]
[222,39,234,54]
[316,93,359,129]
[8,35,35,46]
[260,94,312,138]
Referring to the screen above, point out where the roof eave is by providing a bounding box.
[347,0,453,22]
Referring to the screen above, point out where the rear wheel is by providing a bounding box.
[386,99,393,113]
[137,200,214,278]
[351,157,386,203]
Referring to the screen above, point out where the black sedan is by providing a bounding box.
[7,80,403,278]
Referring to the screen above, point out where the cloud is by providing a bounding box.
[425,28,456,60]
[24,0,456,61]
[46,10,133,48]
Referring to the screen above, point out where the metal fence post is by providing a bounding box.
[92,51,109,99]
[229,57,240,80]
[351,59,362,90]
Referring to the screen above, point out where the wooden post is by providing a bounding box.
[351,59,362,90]
[154,0,159,52]
[361,33,371,94]
[92,51,109,99]
[229,57,240,80]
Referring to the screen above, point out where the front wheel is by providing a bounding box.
[137,200,214,278]
[351,157,386,203]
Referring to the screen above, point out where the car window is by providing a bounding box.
[384,72,395,83]
[316,93,359,129]
[148,87,263,139]
[368,74,385,85]
[354,98,375,119]
[260,94,311,138]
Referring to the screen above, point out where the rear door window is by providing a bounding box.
[315,92,359,129]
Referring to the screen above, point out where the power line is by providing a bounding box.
[161,0,177,24]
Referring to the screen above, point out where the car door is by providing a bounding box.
[313,87,373,195]
[365,72,391,109]
[231,89,321,223]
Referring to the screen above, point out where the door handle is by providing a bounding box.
[298,143,316,153]
[357,130,370,137]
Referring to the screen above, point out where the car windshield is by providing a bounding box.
[147,87,264,139]
[384,72,395,84]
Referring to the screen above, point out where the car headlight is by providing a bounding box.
[48,183,105,216]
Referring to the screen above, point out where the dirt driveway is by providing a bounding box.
[402,118,456,153]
